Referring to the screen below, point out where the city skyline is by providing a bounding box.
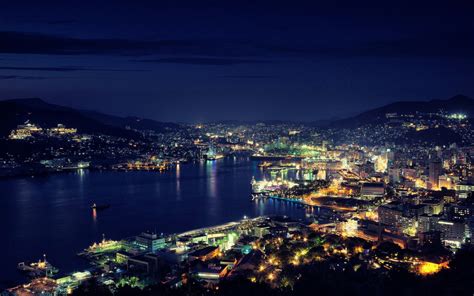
[1,2,473,295]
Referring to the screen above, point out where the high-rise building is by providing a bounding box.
[136,231,166,252]
[360,182,385,200]
[388,168,401,184]
[436,220,468,248]
[429,160,442,189]
[378,202,417,236]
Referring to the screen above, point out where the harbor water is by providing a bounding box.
[0,157,305,288]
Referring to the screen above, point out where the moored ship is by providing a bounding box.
[17,255,58,278]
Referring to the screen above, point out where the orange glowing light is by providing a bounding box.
[418,261,448,275]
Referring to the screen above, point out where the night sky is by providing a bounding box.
[1,1,473,122]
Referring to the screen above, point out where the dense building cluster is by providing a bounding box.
[2,107,474,295]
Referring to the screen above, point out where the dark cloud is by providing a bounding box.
[0,75,49,80]
[0,66,82,72]
[0,66,146,72]
[1,30,473,60]
[0,31,236,57]
[219,75,277,78]
[23,18,80,25]
[360,32,474,58]
[134,57,272,65]
[43,19,79,25]
[262,31,474,59]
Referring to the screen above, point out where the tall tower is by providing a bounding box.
[429,160,442,189]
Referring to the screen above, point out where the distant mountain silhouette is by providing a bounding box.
[331,95,474,128]
[0,98,182,138]
[80,110,181,133]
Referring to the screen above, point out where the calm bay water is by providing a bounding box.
[0,157,304,287]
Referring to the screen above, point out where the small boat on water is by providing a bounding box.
[251,192,270,200]
[258,161,272,168]
[91,203,110,211]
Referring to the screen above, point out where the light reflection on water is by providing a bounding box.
[0,158,304,288]
[176,164,181,201]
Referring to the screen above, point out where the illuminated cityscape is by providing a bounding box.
[1,96,473,295]
[1,1,474,296]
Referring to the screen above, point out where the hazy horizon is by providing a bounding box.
[1,1,473,122]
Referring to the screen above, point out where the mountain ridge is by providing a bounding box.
[1,95,472,136]
[329,94,474,128]
[0,98,182,138]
